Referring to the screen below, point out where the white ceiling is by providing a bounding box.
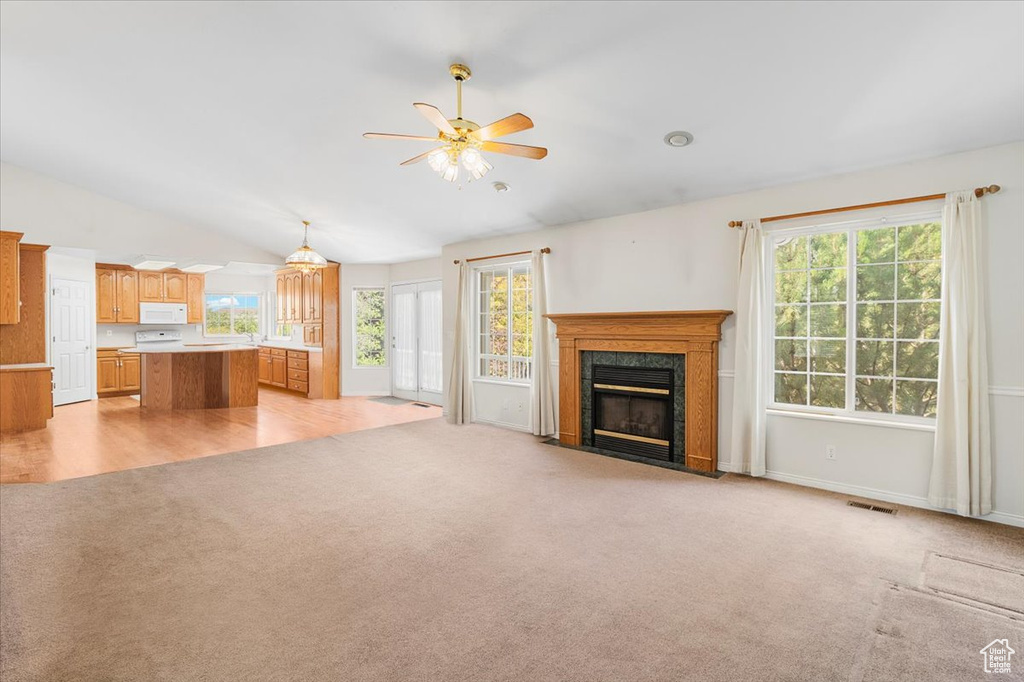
[2,1,1022,264]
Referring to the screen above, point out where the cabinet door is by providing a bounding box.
[186,274,205,324]
[308,269,323,324]
[258,353,272,383]
[302,272,313,323]
[120,355,141,392]
[276,274,287,323]
[163,273,187,303]
[97,356,120,394]
[271,356,288,387]
[289,272,303,323]
[96,268,117,324]
[0,232,22,324]
[138,272,164,302]
[116,270,139,323]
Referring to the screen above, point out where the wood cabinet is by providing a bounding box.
[257,346,323,398]
[1,244,49,366]
[0,231,23,325]
[97,268,140,324]
[0,366,53,433]
[271,263,338,399]
[302,270,323,324]
[98,267,199,323]
[139,271,165,302]
[303,325,322,347]
[163,272,187,303]
[97,349,142,396]
[186,274,205,324]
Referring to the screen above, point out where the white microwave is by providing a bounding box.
[139,302,188,325]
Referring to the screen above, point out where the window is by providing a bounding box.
[477,263,532,382]
[353,288,386,367]
[771,216,941,420]
[204,293,261,337]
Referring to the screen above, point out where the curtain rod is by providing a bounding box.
[727,185,1000,228]
[453,247,550,265]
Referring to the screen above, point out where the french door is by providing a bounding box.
[392,281,442,405]
[51,278,92,405]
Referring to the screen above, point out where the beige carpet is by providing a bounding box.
[1,419,1021,681]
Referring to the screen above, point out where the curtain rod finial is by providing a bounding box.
[728,220,744,228]
[541,247,551,254]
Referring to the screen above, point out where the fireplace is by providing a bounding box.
[592,364,674,460]
[545,311,732,472]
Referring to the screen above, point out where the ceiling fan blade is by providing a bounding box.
[400,147,444,166]
[364,132,438,142]
[480,141,547,160]
[472,113,534,141]
[413,103,457,136]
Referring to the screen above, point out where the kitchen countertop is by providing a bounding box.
[122,344,260,354]
[0,363,53,372]
[258,342,323,353]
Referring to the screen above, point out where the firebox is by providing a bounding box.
[591,364,674,461]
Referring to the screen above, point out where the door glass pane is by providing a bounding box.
[392,290,416,391]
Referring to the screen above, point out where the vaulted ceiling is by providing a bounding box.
[2,1,1022,263]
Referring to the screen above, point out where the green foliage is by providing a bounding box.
[774,222,943,417]
[480,267,533,379]
[354,289,386,367]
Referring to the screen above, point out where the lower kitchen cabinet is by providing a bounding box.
[257,346,323,398]
[97,349,141,396]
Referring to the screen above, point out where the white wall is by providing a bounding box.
[441,141,1024,525]
[0,162,280,264]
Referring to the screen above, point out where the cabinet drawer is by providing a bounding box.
[258,348,271,357]
[269,348,287,357]
[287,368,308,383]
[286,350,307,360]
[287,379,308,393]
[287,357,307,371]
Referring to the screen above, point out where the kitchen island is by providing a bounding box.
[125,345,259,410]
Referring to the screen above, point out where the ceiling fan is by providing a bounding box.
[364,63,547,183]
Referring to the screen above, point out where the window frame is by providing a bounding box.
[203,291,264,338]
[352,286,388,369]
[765,210,942,428]
[473,260,533,385]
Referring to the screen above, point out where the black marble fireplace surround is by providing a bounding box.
[581,351,685,463]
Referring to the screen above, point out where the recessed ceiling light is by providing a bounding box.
[179,262,226,274]
[664,131,694,148]
[131,255,176,270]
[492,181,511,193]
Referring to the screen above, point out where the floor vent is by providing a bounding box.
[413,402,432,408]
[848,500,898,515]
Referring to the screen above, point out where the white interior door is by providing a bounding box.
[391,280,442,404]
[51,278,92,405]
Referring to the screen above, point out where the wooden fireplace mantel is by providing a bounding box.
[544,310,733,473]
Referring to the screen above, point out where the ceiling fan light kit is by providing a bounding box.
[364,63,547,184]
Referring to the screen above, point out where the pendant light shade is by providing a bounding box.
[286,220,328,272]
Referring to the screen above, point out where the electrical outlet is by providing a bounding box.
[106,329,113,337]
[826,445,837,461]
[517,401,524,412]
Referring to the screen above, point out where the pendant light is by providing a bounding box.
[285,220,328,272]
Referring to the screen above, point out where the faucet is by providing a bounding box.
[245,331,257,344]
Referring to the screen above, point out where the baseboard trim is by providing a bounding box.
[758,469,1023,528]
[471,416,533,433]
[343,391,391,398]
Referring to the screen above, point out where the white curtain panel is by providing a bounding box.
[928,191,992,516]
[446,263,474,424]
[729,220,768,476]
[530,250,556,436]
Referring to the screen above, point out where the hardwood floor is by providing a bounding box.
[0,389,441,483]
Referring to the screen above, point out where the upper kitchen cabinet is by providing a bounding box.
[163,272,187,303]
[186,274,205,324]
[303,269,323,325]
[139,271,164,302]
[0,231,24,324]
[96,266,140,323]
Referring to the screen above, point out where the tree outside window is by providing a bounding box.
[354,288,386,367]
[478,263,532,382]
[772,219,941,419]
